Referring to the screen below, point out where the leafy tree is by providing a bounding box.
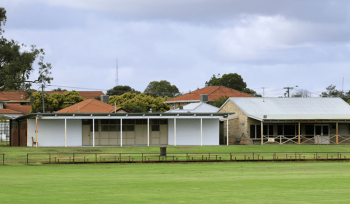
[242,88,262,97]
[30,90,84,113]
[208,96,229,108]
[0,8,52,91]
[106,85,140,96]
[109,92,170,112]
[51,88,67,91]
[144,80,179,97]
[321,85,343,98]
[205,73,247,91]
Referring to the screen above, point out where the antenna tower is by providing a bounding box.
[115,59,119,86]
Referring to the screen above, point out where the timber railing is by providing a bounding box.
[261,134,350,145]
[26,152,350,164]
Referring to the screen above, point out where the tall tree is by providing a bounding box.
[205,73,247,91]
[292,89,311,98]
[321,84,343,98]
[30,90,84,113]
[0,8,53,91]
[144,80,179,97]
[106,85,140,96]
[109,92,170,112]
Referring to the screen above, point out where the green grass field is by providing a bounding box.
[1,162,350,203]
[1,143,350,203]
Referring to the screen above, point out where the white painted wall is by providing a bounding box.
[168,119,219,145]
[27,119,82,147]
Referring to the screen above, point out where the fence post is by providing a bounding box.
[186,153,188,161]
[3,154,4,165]
[95,153,97,163]
[142,153,143,163]
[49,153,51,164]
[73,153,75,164]
[253,153,254,161]
[27,154,28,164]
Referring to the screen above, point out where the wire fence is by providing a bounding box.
[0,121,9,143]
[24,152,350,164]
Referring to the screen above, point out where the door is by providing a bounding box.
[160,125,168,145]
[82,125,90,146]
[314,125,330,144]
[135,125,147,145]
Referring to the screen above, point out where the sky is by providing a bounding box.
[2,0,350,97]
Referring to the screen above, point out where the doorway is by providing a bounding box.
[314,124,330,144]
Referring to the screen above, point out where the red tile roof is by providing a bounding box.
[0,96,9,101]
[44,91,105,99]
[57,99,127,113]
[4,104,31,114]
[0,109,22,114]
[0,91,105,101]
[0,91,29,101]
[165,86,254,103]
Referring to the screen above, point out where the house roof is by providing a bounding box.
[164,86,254,103]
[0,91,105,102]
[166,102,219,113]
[225,97,350,121]
[0,109,22,114]
[4,104,31,114]
[0,96,8,101]
[43,91,105,99]
[56,99,126,113]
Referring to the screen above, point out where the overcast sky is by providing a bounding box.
[2,0,350,97]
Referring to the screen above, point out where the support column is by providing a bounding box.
[65,118,67,147]
[174,118,176,146]
[147,118,150,146]
[92,118,95,147]
[35,117,38,147]
[120,118,123,147]
[336,122,339,145]
[200,118,203,146]
[261,121,263,145]
[298,122,300,145]
[227,118,229,146]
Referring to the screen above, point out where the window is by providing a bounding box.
[276,124,297,138]
[136,119,147,124]
[305,125,314,135]
[122,125,134,131]
[152,125,160,131]
[250,124,274,139]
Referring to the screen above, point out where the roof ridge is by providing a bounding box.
[79,99,95,110]
[207,86,221,96]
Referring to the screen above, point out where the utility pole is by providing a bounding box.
[42,84,45,113]
[262,87,268,102]
[284,86,298,98]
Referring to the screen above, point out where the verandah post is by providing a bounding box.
[336,122,339,145]
[261,121,263,145]
[298,122,301,145]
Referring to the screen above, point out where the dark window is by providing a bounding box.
[150,119,159,125]
[305,125,314,135]
[152,125,160,131]
[101,125,109,131]
[159,119,168,124]
[100,119,110,124]
[122,125,134,131]
[269,125,274,136]
[250,125,255,138]
[109,125,120,131]
[277,125,283,135]
[284,125,296,136]
[11,121,18,129]
[323,126,329,135]
[136,119,147,124]
[263,125,268,135]
[256,125,261,138]
[126,119,135,124]
[110,119,120,124]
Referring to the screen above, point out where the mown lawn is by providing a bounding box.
[1,162,350,203]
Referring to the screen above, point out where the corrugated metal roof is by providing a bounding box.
[228,97,350,120]
[166,102,219,113]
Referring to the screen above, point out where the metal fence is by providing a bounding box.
[0,121,9,143]
[26,152,350,164]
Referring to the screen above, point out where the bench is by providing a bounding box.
[32,137,38,147]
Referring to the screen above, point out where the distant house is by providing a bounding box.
[164,86,254,110]
[0,97,30,119]
[218,97,350,145]
[0,90,105,105]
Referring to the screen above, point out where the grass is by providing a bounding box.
[1,162,350,203]
[2,143,350,203]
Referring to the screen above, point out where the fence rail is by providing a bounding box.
[25,152,350,164]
